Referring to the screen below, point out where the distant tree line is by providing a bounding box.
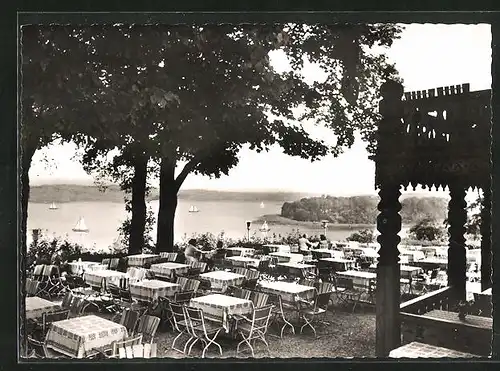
[281,195,448,224]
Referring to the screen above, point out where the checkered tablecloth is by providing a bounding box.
[127,254,161,267]
[264,244,291,253]
[45,315,127,358]
[258,281,315,303]
[278,262,316,276]
[199,271,246,289]
[129,280,180,302]
[389,341,479,358]
[25,297,61,320]
[189,294,253,331]
[68,261,107,274]
[226,256,260,268]
[83,270,127,288]
[150,262,189,279]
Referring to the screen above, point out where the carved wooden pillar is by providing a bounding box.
[447,184,467,301]
[481,187,492,291]
[376,185,402,357]
[375,80,404,357]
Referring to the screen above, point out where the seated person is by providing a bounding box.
[318,234,329,249]
[184,238,204,263]
[298,234,315,254]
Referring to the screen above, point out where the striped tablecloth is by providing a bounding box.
[263,244,291,253]
[277,262,316,276]
[199,271,246,289]
[258,281,315,303]
[189,294,253,331]
[25,297,61,320]
[269,252,303,264]
[389,341,479,358]
[84,270,127,289]
[129,280,180,302]
[127,254,161,267]
[45,315,127,358]
[150,262,189,279]
[226,256,260,268]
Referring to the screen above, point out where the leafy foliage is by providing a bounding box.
[26,230,82,271]
[408,217,447,242]
[117,203,156,251]
[281,195,448,224]
[347,229,375,243]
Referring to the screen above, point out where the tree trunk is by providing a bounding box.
[156,158,177,252]
[128,154,148,255]
[21,143,37,254]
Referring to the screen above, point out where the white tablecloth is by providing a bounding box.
[84,270,127,289]
[127,254,161,267]
[199,271,245,289]
[129,280,180,302]
[258,281,315,302]
[25,297,61,320]
[150,262,189,279]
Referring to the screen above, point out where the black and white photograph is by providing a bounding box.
[18,15,494,360]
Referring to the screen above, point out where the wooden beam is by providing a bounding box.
[481,187,492,291]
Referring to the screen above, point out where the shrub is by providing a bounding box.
[347,229,375,243]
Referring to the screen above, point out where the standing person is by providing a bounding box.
[298,234,314,254]
[185,238,204,263]
[318,234,329,249]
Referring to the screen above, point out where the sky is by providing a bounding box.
[29,23,492,196]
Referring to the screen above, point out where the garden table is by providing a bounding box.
[226,247,255,257]
[150,262,189,280]
[389,341,479,358]
[45,314,127,358]
[225,256,260,268]
[277,262,316,278]
[129,279,180,302]
[269,252,303,264]
[258,280,315,303]
[337,270,376,288]
[320,258,356,272]
[68,261,107,275]
[313,249,344,258]
[83,269,127,289]
[199,271,246,289]
[189,293,253,332]
[25,296,61,320]
[127,253,161,267]
[263,244,291,253]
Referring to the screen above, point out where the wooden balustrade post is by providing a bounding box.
[447,184,467,302]
[375,80,404,357]
[481,187,492,291]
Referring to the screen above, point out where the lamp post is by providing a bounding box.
[246,221,252,241]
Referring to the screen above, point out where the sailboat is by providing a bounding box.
[189,205,200,213]
[49,202,58,210]
[259,221,270,233]
[260,202,265,209]
[72,216,89,233]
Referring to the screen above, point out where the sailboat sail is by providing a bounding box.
[72,217,89,233]
[49,202,58,210]
[189,205,200,213]
[259,221,270,232]
[260,202,265,208]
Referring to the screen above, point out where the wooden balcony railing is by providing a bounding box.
[399,286,491,356]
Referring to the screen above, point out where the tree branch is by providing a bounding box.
[174,154,202,192]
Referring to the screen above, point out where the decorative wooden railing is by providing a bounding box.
[399,286,491,356]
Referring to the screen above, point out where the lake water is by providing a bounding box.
[27,199,368,251]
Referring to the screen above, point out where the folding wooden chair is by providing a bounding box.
[267,293,296,338]
[26,335,69,359]
[101,258,111,269]
[109,258,120,270]
[298,288,332,337]
[93,334,157,359]
[25,278,40,297]
[169,302,195,354]
[249,291,269,308]
[335,277,362,312]
[227,286,251,300]
[174,290,195,304]
[41,309,70,334]
[136,315,161,344]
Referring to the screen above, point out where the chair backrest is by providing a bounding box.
[109,258,120,270]
[167,253,178,262]
[316,291,332,309]
[185,279,200,292]
[245,269,260,281]
[69,297,85,316]
[317,281,334,294]
[136,315,160,343]
[61,291,74,309]
[168,302,188,332]
[32,265,45,280]
[119,277,130,290]
[185,306,209,338]
[249,304,273,334]
[258,259,270,272]
[101,258,111,268]
[25,278,40,297]
[228,286,251,300]
[107,283,122,300]
[233,267,247,277]
[250,291,269,308]
[299,279,316,288]
[111,334,143,358]
[174,290,195,303]
[42,309,70,332]
[119,308,140,335]
[120,287,134,303]
[176,276,189,290]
